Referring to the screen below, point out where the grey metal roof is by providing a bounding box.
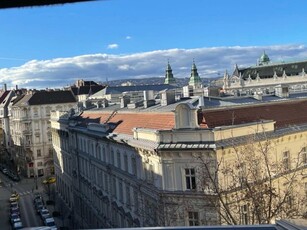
[238,59,307,80]
[13,90,76,106]
[215,122,307,149]
[111,133,159,151]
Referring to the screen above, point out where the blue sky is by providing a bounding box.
[1,0,307,88]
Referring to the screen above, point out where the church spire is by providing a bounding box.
[164,60,176,85]
[188,59,202,88]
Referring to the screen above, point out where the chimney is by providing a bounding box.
[16,85,18,90]
[102,99,109,108]
[3,83,7,91]
[198,95,205,107]
[253,92,263,101]
[160,89,176,106]
[143,90,154,101]
[275,85,289,98]
[120,95,130,108]
[96,101,102,108]
[143,90,155,108]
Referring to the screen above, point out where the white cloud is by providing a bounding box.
[126,36,132,40]
[107,43,119,49]
[1,44,307,89]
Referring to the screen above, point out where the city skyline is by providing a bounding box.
[1,0,307,89]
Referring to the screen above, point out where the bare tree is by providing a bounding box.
[196,126,307,225]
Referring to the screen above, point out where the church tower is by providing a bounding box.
[164,61,176,85]
[188,60,202,88]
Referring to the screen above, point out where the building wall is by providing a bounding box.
[10,102,76,177]
[214,124,307,225]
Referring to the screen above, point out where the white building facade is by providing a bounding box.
[50,103,219,229]
[9,90,77,177]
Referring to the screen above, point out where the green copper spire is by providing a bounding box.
[258,51,270,65]
[188,60,202,87]
[164,60,176,85]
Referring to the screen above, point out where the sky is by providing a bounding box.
[1,0,307,89]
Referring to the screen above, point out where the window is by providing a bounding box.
[117,151,121,169]
[124,154,128,171]
[286,195,293,208]
[104,173,108,192]
[133,189,139,214]
[33,108,38,117]
[188,211,199,226]
[144,163,154,183]
[239,163,246,185]
[131,157,137,176]
[126,184,131,207]
[119,180,123,202]
[97,146,100,160]
[301,147,307,165]
[37,149,41,157]
[37,162,43,167]
[49,148,53,156]
[46,107,51,116]
[102,146,106,162]
[48,133,52,142]
[112,177,117,198]
[283,151,290,170]
[111,149,115,165]
[240,204,249,225]
[185,168,196,190]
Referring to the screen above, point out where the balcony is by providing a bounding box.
[23,130,32,135]
[20,116,30,121]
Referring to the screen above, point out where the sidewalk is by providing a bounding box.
[40,184,71,230]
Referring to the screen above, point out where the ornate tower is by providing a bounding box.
[258,51,270,66]
[188,60,202,88]
[164,61,176,85]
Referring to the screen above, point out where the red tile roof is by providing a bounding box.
[81,111,175,135]
[201,99,307,129]
[82,99,307,135]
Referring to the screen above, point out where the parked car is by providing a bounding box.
[2,168,8,174]
[12,221,23,230]
[10,216,21,225]
[11,174,21,182]
[34,199,44,208]
[44,217,56,228]
[10,202,19,209]
[39,208,50,220]
[9,192,20,202]
[33,193,43,204]
[42,176,56,184]
[36,203,45,214]
[9,213,20,224]
[10,206,20,216]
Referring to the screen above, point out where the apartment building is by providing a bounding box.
[50,91,219,229]
[9,90,77,177]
